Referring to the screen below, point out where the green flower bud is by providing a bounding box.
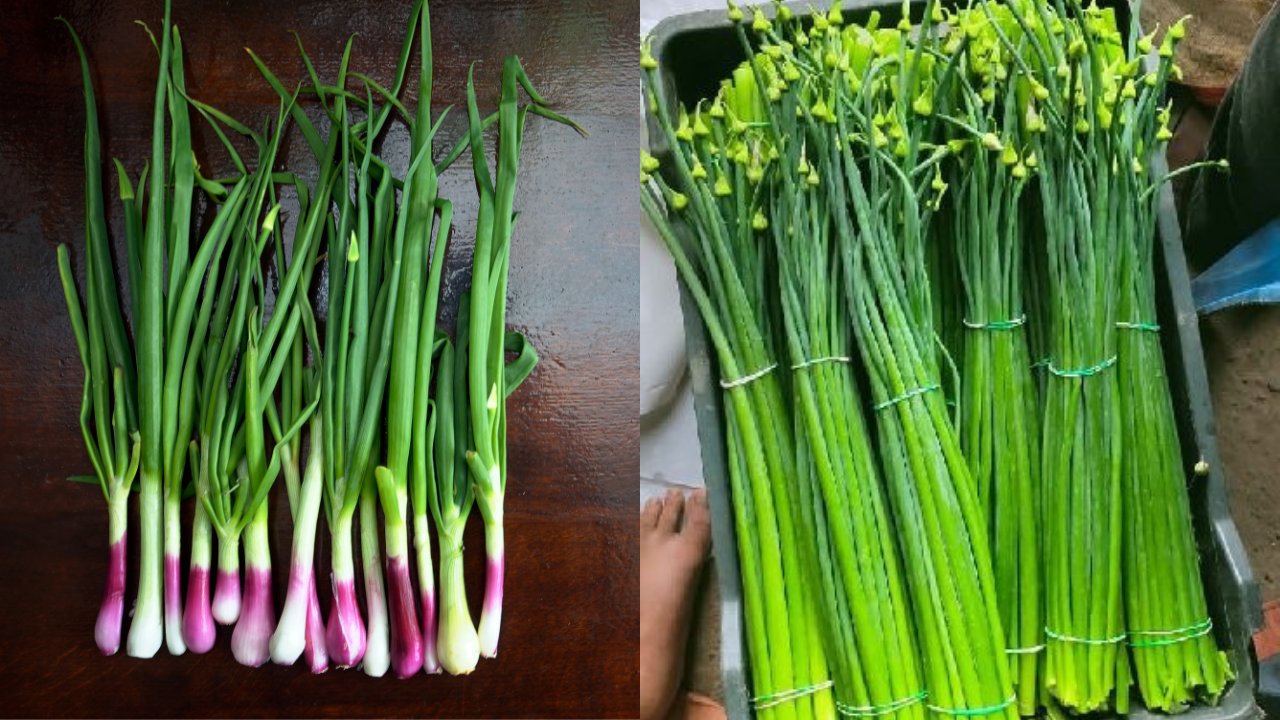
[640,44,658,70]
[691,160,707,180]
[714,173,732,196]
[828,1,844,26]
[1169,16,1187,41]
[1001,145,1018,165]
[1025,152,1038,168]
[727,1,743,23]
[981,132,1003,152]
[1012,163,1027,179]
[807,168,820,186]
[1075,117,1090,134]
[1137,31,1155,54]
[671,192,688,210]
[778,5,793,22]
[641,151,661,173]
[752,210,768,230]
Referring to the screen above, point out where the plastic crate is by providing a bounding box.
[645,2,1263,718]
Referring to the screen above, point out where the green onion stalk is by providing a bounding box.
[56,17,141,658]
[941,10,1043,712]
[189,88,296,652]
[248,26,394,668]
[1108,14,1233,710]
[232,201,320,667]
[424,298,480,674]
[264,142,331,670]
[777,3,1016,717]
[463,56,585,661]
[1003,0,1130,710]
[372,0,454,678]
[756,23,929,720]
[263,162,330,672]
[127,0,174,659]
[641,24,832,720]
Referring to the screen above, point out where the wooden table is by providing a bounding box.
[0,1,638,716]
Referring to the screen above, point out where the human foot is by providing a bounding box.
[640,488,711,720]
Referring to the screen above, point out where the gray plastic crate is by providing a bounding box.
[645,2,1263,718]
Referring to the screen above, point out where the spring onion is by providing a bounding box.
[463,54,585,661]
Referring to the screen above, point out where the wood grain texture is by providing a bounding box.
[0,1,639,717]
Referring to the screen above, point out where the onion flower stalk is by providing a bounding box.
[1099,12,1234,710]
[463,55,586,661]
[56,17,142,658]
[1006,2,1129,710]
[755,34,928,720]
[754,3,1015,716]
[641,31,831,720]
[942,17,1043,713]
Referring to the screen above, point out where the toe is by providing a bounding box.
[641,496,663,531]
[657,488,685,534]
[681,489,712,556]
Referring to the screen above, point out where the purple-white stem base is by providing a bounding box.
[183,564,216,653]
[478,550,504,659]
[326,577,366,668]
[95,537,127,656]
[212,568,242,625]
[303,574,328,673]
[386,554,423,678]
[421,588,439,674]
[231,565,275,667]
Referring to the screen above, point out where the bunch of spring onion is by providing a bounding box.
[57,0,573,679]
[1100,12,1234,711]
[642,26,836,720]
[940,6,1044,713]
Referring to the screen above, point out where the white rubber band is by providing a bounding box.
[720,363,778,390]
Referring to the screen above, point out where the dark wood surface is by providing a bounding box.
[0,1,639,716]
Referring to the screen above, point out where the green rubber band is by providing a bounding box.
[926,694,1016,717]
[1048,356,1117,378]
[1128,618,1213,648]
[963,314,1026,330]
[1044,627,1127,645]
[874,383,940,411]
[837,690,928,717]
[1116,320,1161,332]
[754,681,834,710]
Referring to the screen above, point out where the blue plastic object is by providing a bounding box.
[1192,219,1280,313]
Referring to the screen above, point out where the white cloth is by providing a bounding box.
[639,0,724,506]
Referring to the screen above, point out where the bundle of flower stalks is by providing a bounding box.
[642,0,1232,715]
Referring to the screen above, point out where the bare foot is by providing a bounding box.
[640,488,711,720]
